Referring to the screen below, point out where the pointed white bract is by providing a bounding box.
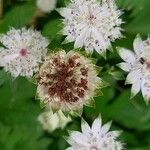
[0,28,49,77]
[38,110,71,132]
[118,35,150,103]
[37,49,105,114]
[36,0,57,13]
[66,115,123,150]
[58,0,123,56]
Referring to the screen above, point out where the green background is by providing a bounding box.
[0,0,150,149]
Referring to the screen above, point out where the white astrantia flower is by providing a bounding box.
[58,0,123,56]
[0,28,49,77]
[37,0,57,13]
[118,35,150,103]
[65,115,123,150]
[37,49,106,114]
[38,109,71,132]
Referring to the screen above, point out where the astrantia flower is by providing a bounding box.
[58,0,123,56]
[65,115,123,150]
[118,35,150,103]
[38,110,71,132]
[0,28,49,77]
[36,0,57,13]
[37,50,105,114]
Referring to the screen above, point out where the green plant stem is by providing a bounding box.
[0,0,3,18]
[8,75,17,102]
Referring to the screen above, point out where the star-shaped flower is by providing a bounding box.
[0,28,49,77]
[65,115,123,150]
[58,0,123,56]
[118,35,150,103]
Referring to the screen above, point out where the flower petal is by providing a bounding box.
[126,69,142,84]
[74,27,88,48]
[101,121,112,134]
[81,119,91,134]
[92,27,107,51]
[133,35,144,56]
[117,62,132,72]
[117,47,136,63]
[141,77,150,104]
[57,8,72,18]
[92,115,102,133]
[131,80,141,98]
[3,53,20,63]
[69,131,89,145]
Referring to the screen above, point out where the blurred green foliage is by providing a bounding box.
[0,0,150,150]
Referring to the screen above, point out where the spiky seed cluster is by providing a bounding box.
[37,50,104,114]
[118,35,150,103]
[66,115,123,150]
[0,28,49,77]
[58,0,123,56]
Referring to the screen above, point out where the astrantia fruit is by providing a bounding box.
[65,115,123,150]
[37,50,106,114]
[118,35,150,103]
[58,0,123,56]
[0,28,49,77]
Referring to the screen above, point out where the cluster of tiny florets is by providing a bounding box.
[58,0,123,55]
[0,28,49,77]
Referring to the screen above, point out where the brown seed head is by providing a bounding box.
[38,53,89,104]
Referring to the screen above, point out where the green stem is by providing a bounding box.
[8,75,17,102]
[0,0,3,18]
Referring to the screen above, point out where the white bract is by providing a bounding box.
[58,0,123,56]
[37,50,105,114]
[38,110,71,132]
[118,35,150,103]
[66,115,123,150]
[0,28,49,77]
[37,0,57,13]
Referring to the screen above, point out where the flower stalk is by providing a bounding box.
[0,0,3,18]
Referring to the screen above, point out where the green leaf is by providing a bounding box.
[109,70,125,80]
[118,0,150,34]
[106,90,150,131]
[0,76,50,150]
[0,3,36,33]
[42,19,62,39]
[108,66,125,80]
[42,19,63,49]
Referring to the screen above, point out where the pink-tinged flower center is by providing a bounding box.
[90,14,96,20]
[19,48,28,56]
[38,54,89,103]
[139,57,150,70]
[88,13,96,25]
